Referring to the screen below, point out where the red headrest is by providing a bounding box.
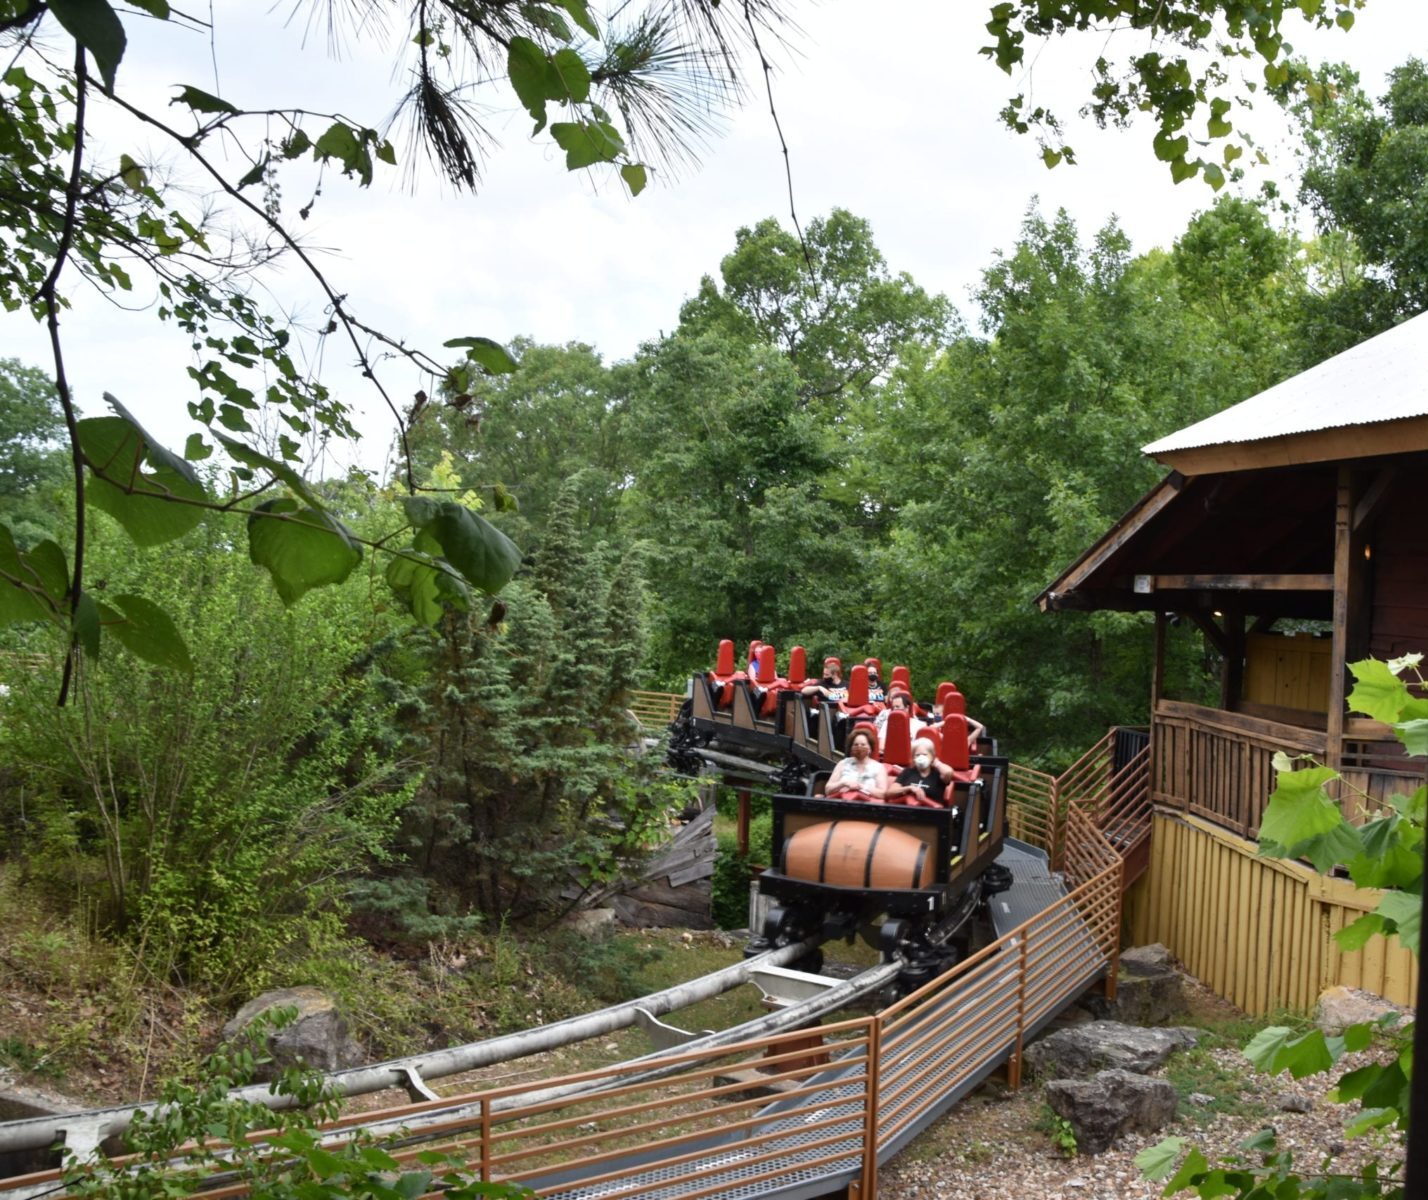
[891,665,911,692]
[715,639,735,677]
[755,644,777,684]
[944,691,966,717]
[936,682,957,708]
[940,714,970,770]
[886,686,911,707]
[845,664,869,708]
[882,708,913,766]
[916,726,942,760]
[787,645,807,685]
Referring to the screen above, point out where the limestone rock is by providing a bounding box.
[222,985,363,1079]
[1025,1020,1199,1079]
[562,907,617,936]
[1108,944,1188,1025]
[1314,985,1411,1036]
[1044,1069,1178,1155]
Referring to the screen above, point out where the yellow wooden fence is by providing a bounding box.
[1125,810,1418,1012]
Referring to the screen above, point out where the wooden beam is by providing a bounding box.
[1353,466,1396,532]
[1151,611,1167,711]
[1222,613,1246,711]
[1138,573,1334,592]
[1189,611,1229,658]
[1150,415,1428,476]
[1327,468,1354,770]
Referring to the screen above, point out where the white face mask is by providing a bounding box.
[914,753,932,771]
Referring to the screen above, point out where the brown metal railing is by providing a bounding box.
[629,690,684,728]
[4,748,1135,1200]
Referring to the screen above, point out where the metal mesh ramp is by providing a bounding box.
[529,839,1107,1200]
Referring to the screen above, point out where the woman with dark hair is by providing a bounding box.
[824,727,887,801]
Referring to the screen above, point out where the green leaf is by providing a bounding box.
[550,119,624,169]
[557,0,599,38]
[443,336,519,375]
[184,434,212,462]
[1162,1146,1208,1194]
[1041,147,1062,168]
[49,0,127,92]
[620,163,647,196]
[211,430,322,508]
[25,540,69,605]
[99,593,193,672]
[171,84,238,115]
[1341,1022,1374,1053]
[1237,1126,1276,1152]
[1344,1106,1398,1137]
[384,552,470,625]
[78,415,207,546]
[403,500,520,595]
[127,0,170,14]
[0,527,61,625]
[1395,718,1428,757]
[1348,815,1422,890]
[1376,888,1420,953]
[1258,763,1347,863]
[74,590,100,660]
[1347,657,1415,723]
[1335,912,1385,952]
[247,499,362,607]
[549,48,590,102]
[1243,1026,1333,1078]
[507,36,552,131]
[1134,1137,1186,1181]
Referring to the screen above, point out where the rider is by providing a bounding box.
[824,727,886,801]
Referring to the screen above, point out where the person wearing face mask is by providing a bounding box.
[823,728,887,802]
[886,737,955,807]
[802,655,847,702]
[863,658,886,705]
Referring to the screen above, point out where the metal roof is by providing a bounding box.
[1143,309,1428,458]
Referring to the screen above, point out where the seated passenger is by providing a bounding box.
[802,656,847,702]
[874,689,923,748]
[824,728,886,802]
[863,658,886,704]
[886,737,955,807]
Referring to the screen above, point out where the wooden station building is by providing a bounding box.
[1039,311,1427,1011]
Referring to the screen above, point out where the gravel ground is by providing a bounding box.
[877,989,1406,1200]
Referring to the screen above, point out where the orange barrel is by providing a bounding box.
[782,821,934,889]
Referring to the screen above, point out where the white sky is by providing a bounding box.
[5,0,1427,473]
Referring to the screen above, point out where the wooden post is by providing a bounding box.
[1221,612,1246,711]
[1151,611,1167,710]
[859,1017,882,1200]
[1008,935,1031,1090]
[736,787,751,859]
[479,1096,491,1182]
[1328,468,1366,770]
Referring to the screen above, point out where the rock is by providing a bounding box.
[1109,944,1188,1025]
[1275,1094,1314,1113]
[1314,986,1411,1036]
[222,986,363,1079]
[1188,1092,1215,1107]
[1044,1069,1178,1155]
[1025,1021,1199,1079]
[561,907,617,936]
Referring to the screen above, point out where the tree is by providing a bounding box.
[0,0,1387,695]
[0,358,67,548]
[677,209,951,407]
[1293,58,1428,358]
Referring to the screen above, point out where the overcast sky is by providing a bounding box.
[6,1,1427,474]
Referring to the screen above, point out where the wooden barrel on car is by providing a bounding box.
[782,821,933,889]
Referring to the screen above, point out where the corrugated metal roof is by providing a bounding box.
[1143,309,1428,457]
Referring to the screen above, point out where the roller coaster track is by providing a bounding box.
[0,731,1149,1200]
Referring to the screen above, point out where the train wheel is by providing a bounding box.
[981,863,1013,897]
[878,919,910,958]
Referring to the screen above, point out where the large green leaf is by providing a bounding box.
[73,590,100,660]
[1347,815,1423,890]
[385,552,470,626]
[1376,887,1420,954]
[550,119,623,169]
[443,336,519,375]
[0,526,63,625]
[507,37,552,130]
[1395,718,1428,757]
[49,0,127,92]
[1347,656,1428,723]
[1243,1025,1333,1078]
[211,430,322,508]
[1133,1137,1186,1182]
[99,593,192,672]
[247,499,361,606]
[78,414,206,546]
[406,501,520,595]
[1258,763,1351,868]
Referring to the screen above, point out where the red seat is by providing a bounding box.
[754,644,779,684]
[944,691,966,717]
[940,714,981,781]
[787,645,807,686]
[715,639,735,678]
[890,665,911,694]
[935,681,958,710]
[838,664,880,719]
[918,726,942,760]
[881,709,913,767]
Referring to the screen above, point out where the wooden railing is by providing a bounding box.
[2,784,1128,1200]
[629,690,684,728]
[1152,700,1425,837]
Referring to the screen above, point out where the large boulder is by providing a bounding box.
[1025,1020,1199,1079]
[1314,986,1412,1036]
[1044,1069,1178,1155]
[1110,944,1188,1025]
[221,986,363,1079]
